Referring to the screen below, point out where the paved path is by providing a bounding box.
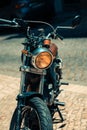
[0,74,87,130]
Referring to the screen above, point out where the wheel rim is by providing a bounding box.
[21,106,41,130]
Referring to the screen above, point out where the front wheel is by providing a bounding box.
[9,97,53,130]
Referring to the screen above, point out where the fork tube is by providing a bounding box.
[39,75,45,95]
[15,107,21,130]
[16,95,23,130]
[20,50,27,93]
[20,71,26,93]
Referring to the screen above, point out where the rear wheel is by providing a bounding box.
[9,97,53,130]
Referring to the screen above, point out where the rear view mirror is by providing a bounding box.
[72,15,81,28]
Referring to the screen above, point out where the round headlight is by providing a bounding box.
[32,51,53,69]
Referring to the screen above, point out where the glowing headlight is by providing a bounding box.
[32,50,53,69]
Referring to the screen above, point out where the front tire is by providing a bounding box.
[9,97,53,130]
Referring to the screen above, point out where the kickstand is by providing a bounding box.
[57,106,64,122]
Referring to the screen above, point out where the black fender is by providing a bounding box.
[16,92,43,102]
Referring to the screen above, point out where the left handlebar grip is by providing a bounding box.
[0,18,18,26]
[0,18,12,24]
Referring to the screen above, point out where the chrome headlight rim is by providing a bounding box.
[31,50,53,70]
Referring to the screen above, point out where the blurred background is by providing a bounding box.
[0,0,87,20]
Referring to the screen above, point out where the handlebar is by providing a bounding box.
[0,14,81,29]
[0,18,62,40]
[0,15,81,29]
[0,18,55,30]
[0,15,80,40]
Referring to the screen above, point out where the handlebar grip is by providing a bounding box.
[0,18,18,26]
[0,18,12,24]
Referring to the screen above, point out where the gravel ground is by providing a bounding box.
[0,75,87,130]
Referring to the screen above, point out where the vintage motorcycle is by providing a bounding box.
[0,15,80,130]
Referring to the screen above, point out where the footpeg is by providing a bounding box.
[54,100,65,106]
[61,82,69,85]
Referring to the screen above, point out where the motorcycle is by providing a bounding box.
[0,15,80,130]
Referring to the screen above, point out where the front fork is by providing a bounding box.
[15,69,45,130]
[15,92,43,130]
[15,94,24,130]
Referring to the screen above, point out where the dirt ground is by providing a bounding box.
[0,74,87,130]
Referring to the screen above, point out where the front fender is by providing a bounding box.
[16,92,43,102]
